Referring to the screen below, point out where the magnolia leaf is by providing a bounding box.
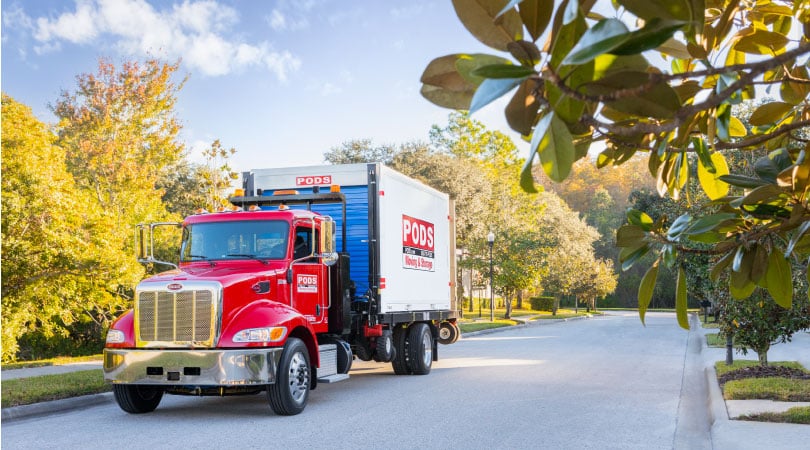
[507,40,542,66]
[786,220,810,256]
[718,174,770,189]
[766,247,792,308]
[733,28,790,55]
[562,19,630,66]
[529,112,576,182]
[621,244,650,271]
[729,269,756,300]
[472,63,537,79]
[781,66,810,105]
[750,244,769,284]
[519,152,539,193]
[626,209,654,231]
[592,53,650,80]
[546,13,589,123]
[729,116,747,137]
[672,80,703,104]
[585,71,681,119]
[748,101,793,126]
[452,0,524,51]
[740,184,785,205]
[456,53,514,85]
[710,251,735,282]
[657,38,691,59]
[518,0,554,42]
[667,213,692,239]
[612,19,687,56]
[616,224,646,249]
[697,152,730,200]
[638,260,659,325]
[676,267,689,330]
[684,213,737,235]
[469,77,525,115]
[505,79,540,135]
[617,0,692,22]
[754,148,792,183]
[420,54,479,109]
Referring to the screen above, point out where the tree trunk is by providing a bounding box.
[552,295,560,316]
[516,290,523,310]
[756,345,770,367]
[505,292,513,319]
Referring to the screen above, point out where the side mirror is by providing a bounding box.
[286,267,293,284]
[320,252,339,266]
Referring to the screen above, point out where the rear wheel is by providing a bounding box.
[407,323,433,375]
[267,337,310,415]
[113,385,163,414]
[438,321,459,345]
[391,325,412,375]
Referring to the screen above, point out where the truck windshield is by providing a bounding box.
[180,220,290,262]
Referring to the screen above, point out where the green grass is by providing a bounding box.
[706,333,733,347]
[738,406,810,424]
[723,377,810,402]
[458,320,518,333]
[714,360,810,402]
[714,360,806,376]
[2,354,103,370]
[1,370,110,408]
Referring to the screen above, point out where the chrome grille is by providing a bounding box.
[135,282,220,347]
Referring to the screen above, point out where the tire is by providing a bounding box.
[437,321,459,345]
[391,325,412,375]
[407,323,433,375]
[450,322,461,344]
[267,337,311,416]
[373,330,394,362]
[113,384,163,414]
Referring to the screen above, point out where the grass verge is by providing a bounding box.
[2,354,103,370]
[714,360,806,376]
[1,370,110,408]
[723,377,810,402]
[458,320,517,333]
[738,406,810,425]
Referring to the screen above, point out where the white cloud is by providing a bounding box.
[22,0,300,80]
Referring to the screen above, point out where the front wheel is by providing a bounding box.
[267,337,311,415]
[113,384,163,414]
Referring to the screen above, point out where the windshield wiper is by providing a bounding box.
[225,254,269,265]
[188,254,216,267]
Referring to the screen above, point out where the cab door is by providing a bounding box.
[290,226,329,332]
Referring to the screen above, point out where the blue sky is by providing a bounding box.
[2,0,521,171]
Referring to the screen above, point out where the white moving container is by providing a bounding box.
[246,163,456,315]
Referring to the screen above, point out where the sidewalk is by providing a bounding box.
[699,325,810,449]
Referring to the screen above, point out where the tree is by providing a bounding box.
[324,139,396,165]
[1,94,128,361]
[421,0,810,326]
[51,58,187,336]
[718,288,810,366]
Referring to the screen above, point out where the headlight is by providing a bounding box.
[106,329,126,344]
[232,327,287,343]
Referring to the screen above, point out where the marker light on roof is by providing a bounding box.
[249,205,261,211]
[274,189,300,196]
[330,185,341,193]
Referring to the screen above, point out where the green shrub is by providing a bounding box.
[530,296,554,311]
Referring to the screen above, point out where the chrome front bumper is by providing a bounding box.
[103,348,284,386]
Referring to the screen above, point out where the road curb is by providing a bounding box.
[2,392,113,423]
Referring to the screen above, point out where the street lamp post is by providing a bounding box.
[487,231,495,322]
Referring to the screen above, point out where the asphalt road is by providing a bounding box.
[2,312,703,449]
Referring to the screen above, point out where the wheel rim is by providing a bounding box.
[421,331,432,367]
[287,351,309,404]
[439,326,451,340]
